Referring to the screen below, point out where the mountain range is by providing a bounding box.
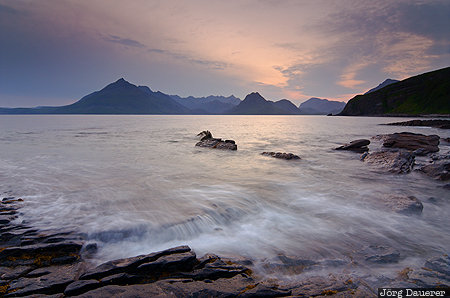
[0,79,345,115]
[339,66,450,116]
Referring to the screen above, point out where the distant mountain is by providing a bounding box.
[339,66,450,116]
[0,79,191,114]
[364,79,399,94]
[171,95,241,114]
[298,98,346,115]
[228,92,301,115]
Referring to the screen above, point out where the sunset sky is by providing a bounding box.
[0,0,449,107]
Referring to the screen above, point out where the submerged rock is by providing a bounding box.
[195,130,237,150]
[382,132,440,155]
[417,161,450,181]
[335,139,370,152]
[261,152,301,160]
[379,195,423,215]
[363,150,415,174]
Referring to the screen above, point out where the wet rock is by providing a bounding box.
[240,283,291,297]
[384,119,450,129]
[361,245,401,263]
[335,139,370,152]
[135,251,197,275]
[405,256,450,287]
[0,241,83,267]
[64,279,101,296]
[5,264,80,297]
[0,265,31,280]
[417,161,450,181]
[382,132,440,155]
[195,131,237,150]
[289,275,359,297]
[424,255,450,277]
[363,150,415,174]
[261,152,301,160]
[80,245,191,280]
[379,195,423,215]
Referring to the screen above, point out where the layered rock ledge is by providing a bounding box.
[384,119,450,129]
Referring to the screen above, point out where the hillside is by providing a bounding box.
[364,79,399,94]
[339,67,450,116]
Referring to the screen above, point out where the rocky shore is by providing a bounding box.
[1,196,449,297]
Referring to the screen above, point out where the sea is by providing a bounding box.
[1,115,449,280]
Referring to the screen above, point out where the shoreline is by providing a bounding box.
[2,196,449,297]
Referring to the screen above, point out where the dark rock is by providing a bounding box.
[195,131,237,150]
[0,265,31,280]
[240,283,291,297]
[64,279,101,296]
[382,132,440,155]
[379,195,423,215]
[0,241,82,267]
[5,264,79,296]
[335,139,370,152]
[363,150,415,174]
[361,245,401,263]
[100,272,141,286]
[384,119,450,129]
[261,152,301,160]
[80,245,191,280]
[289,275,358,297]
[135,251,197,275]
[417,161,450,181]
[424,255,450,276]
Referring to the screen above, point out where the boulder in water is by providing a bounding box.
[335,139,370,152]
[261,152,300,160]
[195,131,237,150]
[382,132,439,155]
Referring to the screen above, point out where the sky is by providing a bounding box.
[0,0,449,107]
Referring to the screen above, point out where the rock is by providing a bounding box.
[195,131,237,150]
[240,284,291,297]
[417,161,450,181]
[0,241,83,267]
[361,245,401,263]
[423,255,450,276]
[384,119,450,129]
[382,132,440,155]
[378,195,423,215]
[80,245,191,280]
[135,251,197,275]
[261,152,300,160]
[5,264,80,297]
[335,139,370,152]
[64,279,101,296]
[289,275,358,297]
[363,150,415,174]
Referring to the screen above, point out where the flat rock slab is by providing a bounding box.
[384,119,450,129]
[261,152,300,160]
[382,132,440,155]
[335,139,370,152]
[363,150,415,174]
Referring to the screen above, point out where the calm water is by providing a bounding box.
[1,115,449,277]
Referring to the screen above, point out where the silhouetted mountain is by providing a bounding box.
[298,98,346,115]
[364,79,399,94]
[0,79,190,114]
[171,95,240,114]
[339,66,450,116]
[228,92,300,114]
